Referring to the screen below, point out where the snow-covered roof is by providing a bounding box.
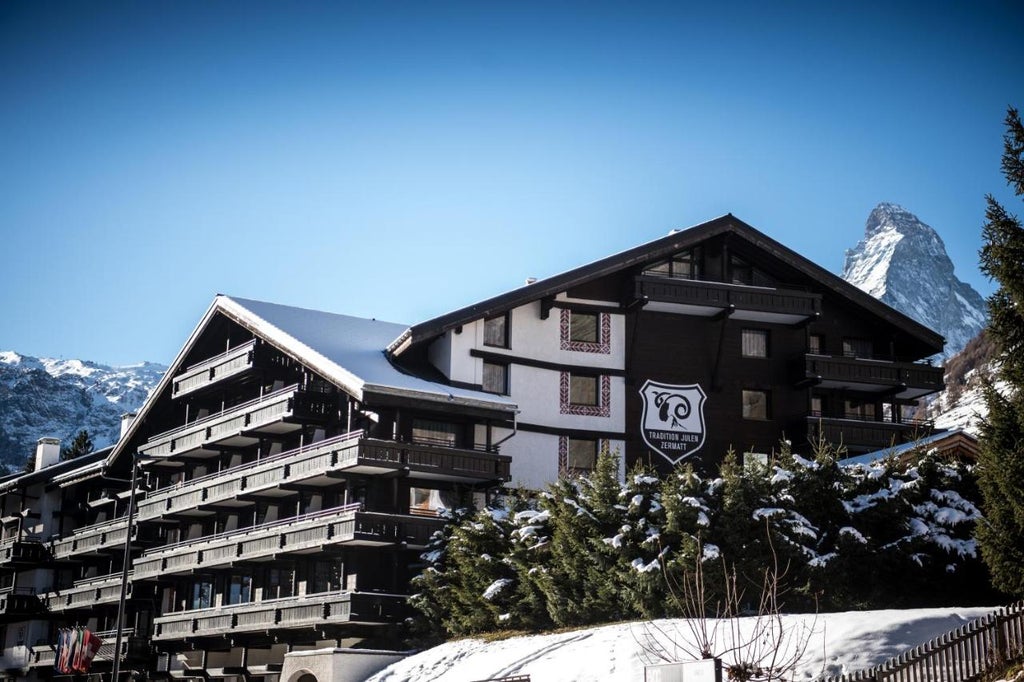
[838,428,976,467]
[219,296,517,411]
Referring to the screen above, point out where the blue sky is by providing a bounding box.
[2,1,1022,366]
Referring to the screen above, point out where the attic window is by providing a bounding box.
[483,313,509,348]
[730,255,774,287]
[645,247,702,280]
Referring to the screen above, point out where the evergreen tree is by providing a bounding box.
[61,430,93,461]
[976,106,1024,597]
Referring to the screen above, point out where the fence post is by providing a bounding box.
[996,613,1007,663]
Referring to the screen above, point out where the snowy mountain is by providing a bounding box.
[842,202,987,359]
[0,351,165,472]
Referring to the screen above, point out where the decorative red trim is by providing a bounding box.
[558,436,611,476]
[560,309,611,354]
[559,372,611,417]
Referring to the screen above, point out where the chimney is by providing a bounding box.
[120,412,137,439]
[35,437,61,471]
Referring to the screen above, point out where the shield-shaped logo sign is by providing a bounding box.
[639,380,708,464]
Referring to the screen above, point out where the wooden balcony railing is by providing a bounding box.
[152,591,407,641]
[808,416,935,451]
[138,385,335,458]
[28,629,148,668]
[801,354,944,397]
[172,339,260,399]
[0,536,48,565]
[44,572,128,612]
[135,505,442,580]
[137,432,511,522]
[0,586,43,617]
[50,516,130,560]
[636,275,821,320]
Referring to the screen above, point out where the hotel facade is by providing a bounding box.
[0,215,945,680]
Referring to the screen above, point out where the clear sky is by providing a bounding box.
[2,1,1022,366]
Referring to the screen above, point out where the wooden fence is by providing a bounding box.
[829,602,1024,682]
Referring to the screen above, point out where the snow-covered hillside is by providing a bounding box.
[367,607,997,682]
[0,351,165,471]
[842,203,987,359]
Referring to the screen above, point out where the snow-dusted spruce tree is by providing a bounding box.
[534,448,626,627]
[977,105,1024,598]
[408,506,476,643]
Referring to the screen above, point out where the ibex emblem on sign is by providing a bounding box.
[640,380,707,464]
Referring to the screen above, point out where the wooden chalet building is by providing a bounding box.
[0,214,945,681]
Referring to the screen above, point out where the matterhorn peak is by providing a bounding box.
[842,203,986,359]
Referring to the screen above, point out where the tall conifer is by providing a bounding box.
[976,106,1024,597]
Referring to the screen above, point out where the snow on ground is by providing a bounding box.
[367,607,996,682]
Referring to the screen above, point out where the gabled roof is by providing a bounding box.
[388,214,944,356]
[0,446,111,493]
[110,295,517,465]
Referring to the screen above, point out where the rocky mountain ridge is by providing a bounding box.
[841,202,987,359]
[0,351,166,472]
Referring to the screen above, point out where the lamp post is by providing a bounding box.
[112,453,147,681]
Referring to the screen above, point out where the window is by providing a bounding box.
[741,329,768,358]
[227,574,252,605]
[730,255,774,287]
[844,400,876,421]
[569,312,598,344]
[482,361,508,394]
[191,580,213,610]
[809,334,825,355]
[742,389,770,420]
[842,338,873,359]
[644,248,702,279]
[569,375,598,406]
[561,309,611,353]
[409,487,461,516]
[565,438,598,475]
[411,419,458,448]
[810,395,824,417]
[483,313,509,348]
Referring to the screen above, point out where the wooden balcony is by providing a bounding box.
[139,385,336,458]
[172,339,262,399]
[134,505,438,580]
[807,416,935,452]
[50,516,130,560]
[44,572,127,613]
[0,536,49,566]
[0,587,44,621]
[28,629,148,669]
[636,275,821,324]
[152,591,407,641]
[137,432,510,522]
[800,354,944,399]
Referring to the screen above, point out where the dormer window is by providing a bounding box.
[483,313,509,348]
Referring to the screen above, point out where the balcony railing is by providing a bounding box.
[50,516,130,560]
[137,432,511,522]
[44,572,128,612]
[807,416,935,451]
[636,275,821,321]
[28,629,147,668]
[138,385,335,458]
[0,586,43,618]
[152,591,407,641]
[801,354,944,398]
[134,504,437,580]
[172,339,260,399]
[0,535,48,565]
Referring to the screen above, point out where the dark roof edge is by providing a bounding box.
[393,214,944,355]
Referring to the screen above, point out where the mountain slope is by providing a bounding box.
[0,351,165,471]
[842,202,987,358]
